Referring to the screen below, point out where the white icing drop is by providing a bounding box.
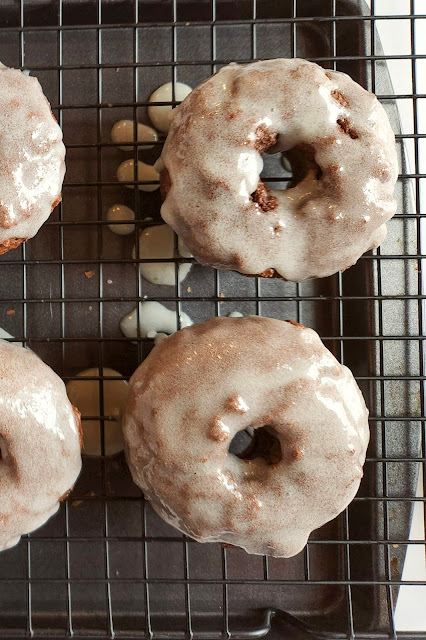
[66,368,128,457]
[107,204,135,235]
[148,82,192,133]
[227,311,244,318]
[111,120,158,151]
[135,224,192,286]
[117,159,159,192]
[0,328,31,350]
[120,301,192,339]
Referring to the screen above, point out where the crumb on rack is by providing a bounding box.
[186,286,191,293]
[88,305,93,312]
[6,309,15,316]
[85,270,95,279]
[219,292,225,298]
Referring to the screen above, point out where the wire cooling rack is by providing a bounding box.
[0,0,425,638]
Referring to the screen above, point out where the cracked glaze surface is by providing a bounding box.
[159,58,398,281]
[0,66,65,252]
[0,341,82,551]
[123,316,369,557]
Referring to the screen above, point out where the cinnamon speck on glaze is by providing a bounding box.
[0,341,82,551]
[122,316,370,557]
[160,58,398,282]
[0,66,66,253]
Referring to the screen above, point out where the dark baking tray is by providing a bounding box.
[0,0,421,638]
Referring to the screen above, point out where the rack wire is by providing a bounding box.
[0,0,425,638]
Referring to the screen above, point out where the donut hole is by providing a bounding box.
[251,144,323,212]
[229,426,282,466]
[281,144,323,188]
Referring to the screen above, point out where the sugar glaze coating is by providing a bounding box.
[0,341,82,551]
[0,66,66,254]
[123,316,369,557]
[160,58,398,281]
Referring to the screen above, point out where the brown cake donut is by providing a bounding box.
[123,316,369,558]
[0,65,65,254]
[0,341,82,551]
[158,58,398,281]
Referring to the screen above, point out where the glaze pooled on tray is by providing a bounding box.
[111,120,158,151]
[0,65,66,254]
[107,204,136,235]
[159,58,398,281]
[0,341,82,551]
[148,82,192,133]
[136,224,192,286]
[123,316,369,557]
[120,301,192,340]
[66,368,128,456]
[117,159,159,192]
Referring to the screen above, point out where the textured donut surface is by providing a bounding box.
[0,341,82,551]
[123,316,369,557]
[160,58,398,281]
[0,66,66,253]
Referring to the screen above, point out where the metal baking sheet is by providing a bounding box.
[0,0,420,638]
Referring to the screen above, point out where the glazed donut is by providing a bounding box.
[0,64,65,255]
[0,341,82,551]
[123,316,369,557]
[159,58,398,281]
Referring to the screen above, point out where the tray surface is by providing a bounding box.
[0,0,422,638]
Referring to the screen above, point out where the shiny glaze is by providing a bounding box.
[117,159,159,192]
[148,82,192,133]
[111,120,158,151]
[123,316,369,557]
[107,204,135,235]
[136,224,192,285]
[120,301,192,339]
[0,341,82,551]
[0,67,65,249]
[160,58,398,281]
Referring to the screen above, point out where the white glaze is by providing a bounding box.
[0,341,82,551]
[227,311,243,318]
[0,328,23,348]
[120,301,192,339]
[148,82,192,133]
[160,59,398,281]
[107,204,135,235]
[117,159,159,192]
[111,120,158,151]
[178,235,192,258]
[135,224,192,286]
[66,368,128,457]
[0,66,66,251]
[123,317,369,558]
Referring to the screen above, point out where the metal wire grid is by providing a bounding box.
[0,0,424,638]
